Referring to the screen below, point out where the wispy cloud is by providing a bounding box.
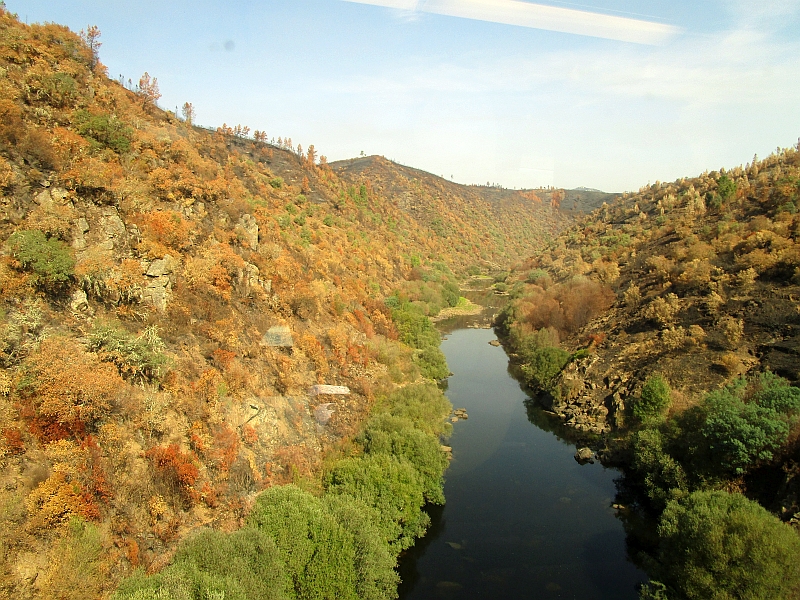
[342,0,681,44]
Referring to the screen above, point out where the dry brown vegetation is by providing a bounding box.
[0,10,572,597]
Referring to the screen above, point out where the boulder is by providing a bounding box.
[574,447,594,464]
[70,289,89,312]
[237,213,259,249]
[146,254,176,277]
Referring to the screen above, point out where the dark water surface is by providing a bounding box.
[398,326,646,599]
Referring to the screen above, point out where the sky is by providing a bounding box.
[10,0,800,192]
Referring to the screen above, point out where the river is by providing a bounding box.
[397,315,647,599]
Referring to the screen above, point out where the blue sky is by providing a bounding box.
[11,0,800,191]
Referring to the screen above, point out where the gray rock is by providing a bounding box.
[100,208,126,239]
[262,325,293,347]
[146,255,175,277]
[70,289,89,312]
[34,189,53,208]
[314,403,335,426]
[237,214,259,249]
[574,447,594,464]
[142,276,172,311]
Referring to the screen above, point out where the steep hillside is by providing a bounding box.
[0,10,568,597]
[499,142,800,595]
[331,157,566,267]
[502,146,800,434]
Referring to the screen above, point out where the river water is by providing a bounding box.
[397,319,646,599]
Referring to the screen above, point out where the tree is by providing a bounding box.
[136,72,161,109]
[79,25,102,69]
[633,375,671,422]
[657,491,800,599]
[306,144,317,166]
[181,102,195,126]
[246,485,359,600]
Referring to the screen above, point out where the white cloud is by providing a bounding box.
[342,0,681,44]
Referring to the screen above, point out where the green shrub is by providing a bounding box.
[520,345,570,392]
[246,485,359,600]
[657,490,800,599]
[391,303,440,350]
[442,281,460,307]
[415,345,449,380]
[526,269,548,283]
[325,454,429,552]
[634,375,671,422]
[717,174,737,202]
[87,323,168,382]
[115,528,288,600]
[322,494,399,600]
[269,177,284,188]
[638,581,669,600]
[699,374,800,475]
[382,383,452,436]
[73,110,133,153]
[632,427,688,510]
[6,229,74,291]
[360,413,448,504]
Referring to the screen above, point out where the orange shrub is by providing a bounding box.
[22,337,123,439]
[145,444,199,501]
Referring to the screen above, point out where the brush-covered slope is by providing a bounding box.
[502,145,800,433]
[331,156,567,267]
[0,9,565,596]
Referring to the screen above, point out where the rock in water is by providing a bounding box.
[574,447,594,464]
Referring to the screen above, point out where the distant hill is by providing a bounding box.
[331,156,570,268]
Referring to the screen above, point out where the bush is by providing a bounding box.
[39,517,104,600]
[6,229,74,291]
[246,485,359,600]
[87,323,168,382]
[657,490,800,599]
[381,383,452,436]
[325,454,429,552]
[633,375,671,422]
[415,345,449,380]
[699,374,800,475]
[520,345,570,392]
[360,413,448,504]
[632,427,688,510]
[21,337,123,436]
[391,303,440,350]
[73,110,133,153]
[115,528,288,600]
[717,174,737,202]
[322,494,399,600]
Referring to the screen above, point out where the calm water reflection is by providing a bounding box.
[398,326,646,599]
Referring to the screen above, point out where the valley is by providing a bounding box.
[1,6,799,600]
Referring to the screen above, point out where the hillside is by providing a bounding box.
[499,143,800,596]
[0,10,571,597]
[331,157,566,267]
[501,147,800,435]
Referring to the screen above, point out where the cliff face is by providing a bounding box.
[0,11,569,596]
